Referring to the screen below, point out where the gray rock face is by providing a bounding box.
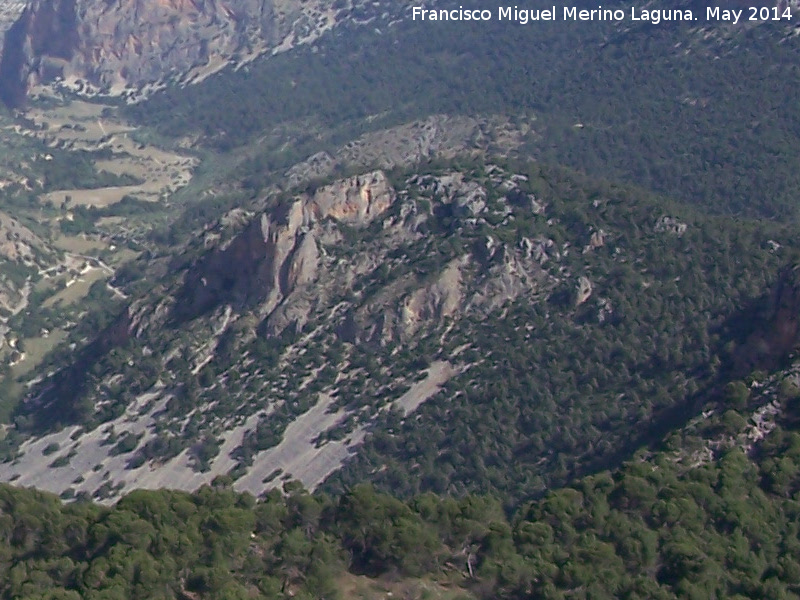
[0,0,380,105]
[575,275,593,306]
[588,229,606,250]
[308,171,393,224]
[655,215,688,236]
[521,237,555,264]
[402,258,465,336]
[174,171,391,325]
[453,183,487,217]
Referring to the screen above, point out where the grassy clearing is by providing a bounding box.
[24,100,197,210]
[335,573,474,600]
[12,329,67,377]
[42,268,106,308]
[105,248,140,265]
[33,277,56,294]
[52,235,108,253]
[42,186,149,208]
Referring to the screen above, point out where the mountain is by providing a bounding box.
[0,0,407,106]
[0,155,791,505]
[122,0,800,221]
[1,1,800,596]
[0,162,552,501]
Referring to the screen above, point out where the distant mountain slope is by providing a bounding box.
[0,210,56,317]
[122,0,800,220]
[0,0,408,106]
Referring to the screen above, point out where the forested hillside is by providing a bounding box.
[1,156,793,505]
[1,366,800,599]
[127,1,800,219]
[2,3,800,598]
[317,160,794,504]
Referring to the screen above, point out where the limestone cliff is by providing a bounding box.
[0,0,383,105]
[174,171,392,324]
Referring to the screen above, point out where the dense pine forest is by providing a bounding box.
[2,388,800,600]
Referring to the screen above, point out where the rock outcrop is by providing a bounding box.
[655,215,688,236]
[575,275,593,306]
[402,258,465,336]
[174,171,391,324]
[308,171,393,224]
[170,168,548,349]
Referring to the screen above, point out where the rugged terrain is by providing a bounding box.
[0,92,210,414]
[0,0,796,522]
[0,154,791,505]
[0,0,797,598]
[0,164,552,501]
[0,0,25,41]
[0,311,799,599]
[0,0,409,106]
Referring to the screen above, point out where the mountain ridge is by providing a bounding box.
[0,156,791,505]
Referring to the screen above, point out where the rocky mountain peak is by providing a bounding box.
[173,171,393,325]
[309,172,393,224]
